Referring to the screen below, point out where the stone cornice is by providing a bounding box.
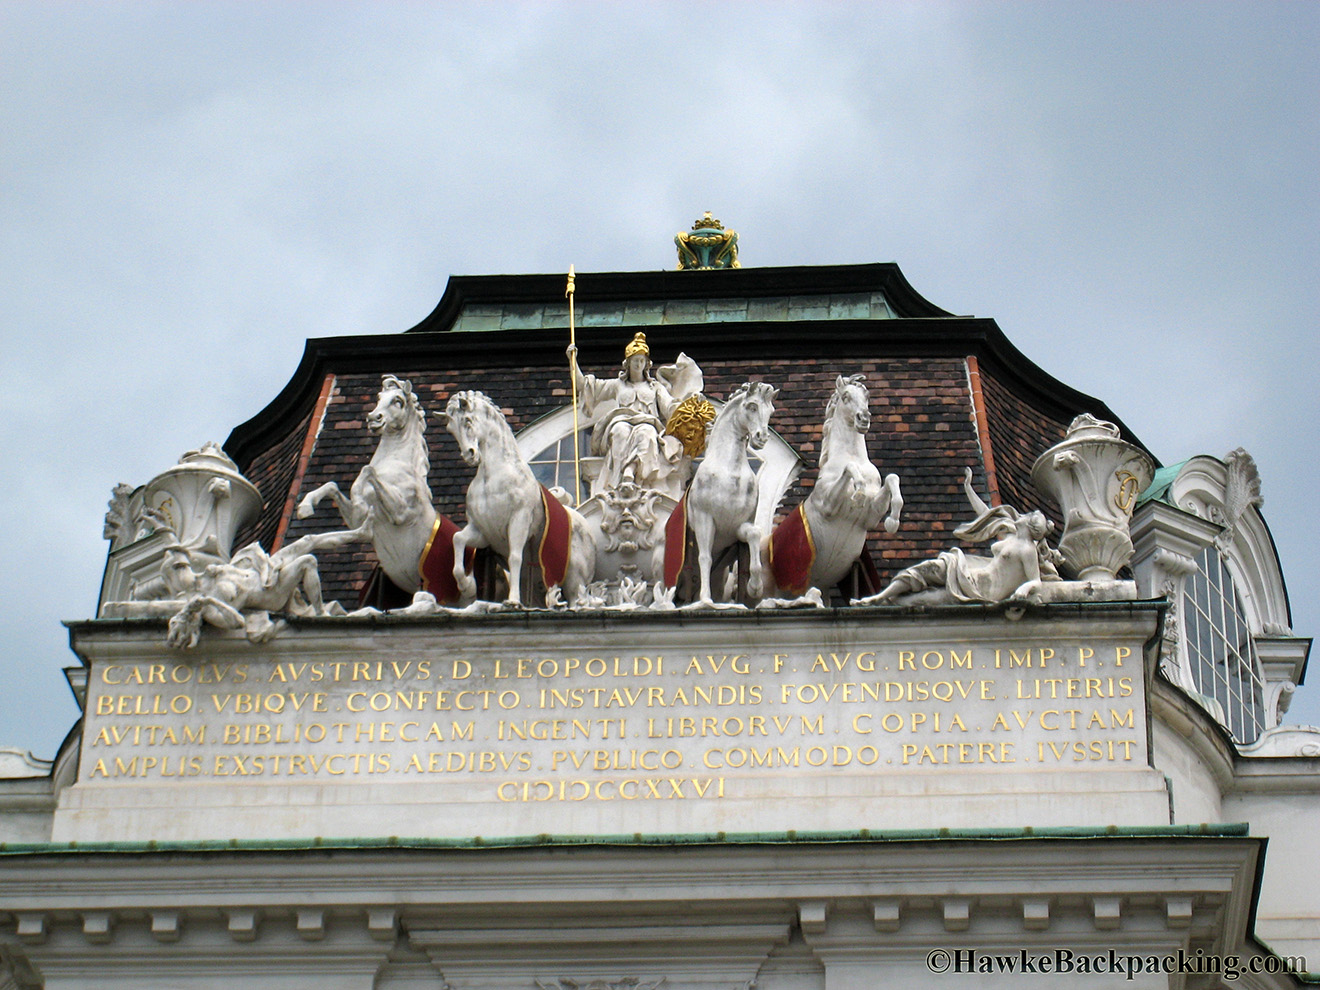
[0,834,1262,920]
[63,600,1168,667]
[0,834,1270,983]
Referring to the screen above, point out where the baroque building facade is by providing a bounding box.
[1,225,1316,988]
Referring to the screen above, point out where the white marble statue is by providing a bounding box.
[763,374,903,600]
[443,390,597,608]
[157,535,335,649]
[123,497,364,648]
[567,332,704,500]
[672,380,778,606]
[297,376,442,593]
[853,469,1060,606]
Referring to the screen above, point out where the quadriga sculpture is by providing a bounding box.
[765,374,903,599]
[297,376,467,601]
[853,468,1061,606]
[442,390,597,608]
[664,381,778,606]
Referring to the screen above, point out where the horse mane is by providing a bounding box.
[456,390,521,456]
[713,381,756,426]
[820,374,866,470]
[381,376,429,478]
[723,380,774,405]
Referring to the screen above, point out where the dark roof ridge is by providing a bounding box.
[403,262,959,333]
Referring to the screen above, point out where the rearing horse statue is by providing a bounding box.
[665,381,778,606]
[443,390,597,608]
[297,376,467,601]
[765,374,903,598]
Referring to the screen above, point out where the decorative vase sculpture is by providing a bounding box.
[139,442,262,561]
[1030,414,1155,581]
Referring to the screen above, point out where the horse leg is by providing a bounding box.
[297,482,349,522]
[737,521,765,600]
[815,468,851,518]
[690,513,717,605]
[881,473,904,533]
[280,518,373,558]
[452,524,487,602]
[503,506,537,607]
[361,466,420,527]
[561,525,597,608]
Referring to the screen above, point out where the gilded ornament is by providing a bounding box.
[675,211,740,270]
[663,395,717,457]
[624,331,650,360]
[1114,470,1141,515]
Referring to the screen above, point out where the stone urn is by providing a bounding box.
[1030,415,1155,581]
[140,441,262,560]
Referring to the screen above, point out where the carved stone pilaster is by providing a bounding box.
[1130,503,1219,695]
[1255,635,1313,730]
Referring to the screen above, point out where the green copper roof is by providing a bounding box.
[0,823,1250,857]
[448,291,897,332]
[1136,460,1189,509]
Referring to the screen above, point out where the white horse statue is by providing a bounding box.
[664,381,778,606]
[443,390,597,608]
[297,376,467,601]
[764,374,903,599]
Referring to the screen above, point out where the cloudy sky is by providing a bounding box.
[1,2,1316,758]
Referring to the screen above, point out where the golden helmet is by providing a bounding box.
[624,332,650,360]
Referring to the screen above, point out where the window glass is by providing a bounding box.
[1182,547,1266,744]
[528,430,591,492]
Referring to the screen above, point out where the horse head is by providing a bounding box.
[730,381,778,452]
[444,390,491,468]
[828,374,870,433]
[369,376,424,436]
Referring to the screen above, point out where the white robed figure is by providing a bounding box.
[567,331,703,500]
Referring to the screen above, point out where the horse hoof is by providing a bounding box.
[884,517,900,534]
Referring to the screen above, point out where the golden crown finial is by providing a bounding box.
[676,212,739,269]
[624,331,650,359]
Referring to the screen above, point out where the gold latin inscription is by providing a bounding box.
[83,640,1148,798]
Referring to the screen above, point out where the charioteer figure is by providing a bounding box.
[567,331,705,500]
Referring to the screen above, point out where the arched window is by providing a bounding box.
[1182,546,1267,744]
[527,427,592,492]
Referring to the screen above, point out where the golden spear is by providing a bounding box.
[566,266,582,508]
